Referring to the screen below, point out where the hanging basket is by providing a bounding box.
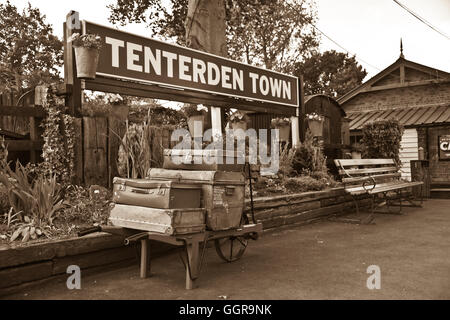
[231,121,248,131]
[74,47,100,79]
[187,115,205,138]
[351,151,362,159]
[307,119,324,137]
[275,124,290,142]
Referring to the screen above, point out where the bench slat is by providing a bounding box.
[335,159,395,167]
[342,173,402,184]
[339,167,398,176]
[345,181,423,195]
[369,182,423,194]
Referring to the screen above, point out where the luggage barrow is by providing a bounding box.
[78,222,262,289]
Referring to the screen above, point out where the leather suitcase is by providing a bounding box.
[148,169,245,231]
[163,149,245,172]
[109,204,205,235]
[113,177,201,209]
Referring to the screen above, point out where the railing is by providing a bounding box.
[0,105,45,163]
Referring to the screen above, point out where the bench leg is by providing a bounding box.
[185,241,199,290]
[404,187,423,207]
[329,194,374,225]
[140,239,151,279]
[388,188,423,208]
[373,192,402,215]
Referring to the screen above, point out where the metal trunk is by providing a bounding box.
[148,169,245,231]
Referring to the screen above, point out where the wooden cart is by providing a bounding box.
[79,221,262,289]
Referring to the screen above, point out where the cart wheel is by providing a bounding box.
[214,236,248,263]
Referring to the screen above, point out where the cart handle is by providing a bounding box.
[78,226,102,237]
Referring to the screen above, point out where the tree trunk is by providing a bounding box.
[185,0,228,136]
[185,0,227,57]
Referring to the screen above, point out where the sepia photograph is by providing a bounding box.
[0,0,448,308]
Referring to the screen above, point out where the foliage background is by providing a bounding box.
[0,1,62,95]
[361,119,404,166]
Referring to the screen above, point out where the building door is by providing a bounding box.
[399,128,419,181]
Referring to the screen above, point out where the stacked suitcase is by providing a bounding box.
[109,149,246,235]
[110,178,206,235]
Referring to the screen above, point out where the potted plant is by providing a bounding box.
[69,33,103,79]
[271,117,291,142]
[182,104,207,138]
[351,142,363,159]
[229,111,250,131]
[306,112,324,137]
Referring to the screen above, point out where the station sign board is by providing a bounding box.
[82,21,299,111]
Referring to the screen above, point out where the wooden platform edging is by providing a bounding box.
[244,187,369,229]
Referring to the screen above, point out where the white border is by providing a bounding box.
[82,20,300,109]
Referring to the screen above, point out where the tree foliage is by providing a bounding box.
[294,50,367,97]
[108,0,319,71]
[0,1,63,95]
[226,0,318,71]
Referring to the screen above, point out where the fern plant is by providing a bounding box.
[0,161,64,242]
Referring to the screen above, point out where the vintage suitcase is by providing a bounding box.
[163,149,245,172]
[148,168,245,231]
[109,204,206,235]
[112,177,201,209]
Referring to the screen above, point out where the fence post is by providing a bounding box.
[83,117,108,187]
[108,106,128,188]
[64,10,82,117]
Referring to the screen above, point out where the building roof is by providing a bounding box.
[304,94,346,117]
[346,104,450,130]
[338,57,450,105]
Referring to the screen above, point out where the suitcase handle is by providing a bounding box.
[78,226,102,237]
[131,189,150,194]
[131,187,164,195]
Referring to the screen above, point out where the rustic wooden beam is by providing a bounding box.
[0,106,46,118]
[4,140,43,152]
[363,78,450,93]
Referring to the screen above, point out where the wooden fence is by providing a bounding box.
[0,92,44,164]
[79,117,175,188]
[1,91,175,187]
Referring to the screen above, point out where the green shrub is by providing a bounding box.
[61,184,110,226]
[117,123,152,179]
[292,130,328,175]
[284,174,337,194]
[361,119,404,166]
[129,104,186,126]
[0,161,63,223]
[0,161,65,242]
[278,143,296,177]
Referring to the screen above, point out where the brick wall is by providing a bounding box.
[426,125,450,184]
[343,82,450,113]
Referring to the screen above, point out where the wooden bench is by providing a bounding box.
[334,159,424,224]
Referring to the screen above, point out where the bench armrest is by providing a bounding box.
[362,176,377,192]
